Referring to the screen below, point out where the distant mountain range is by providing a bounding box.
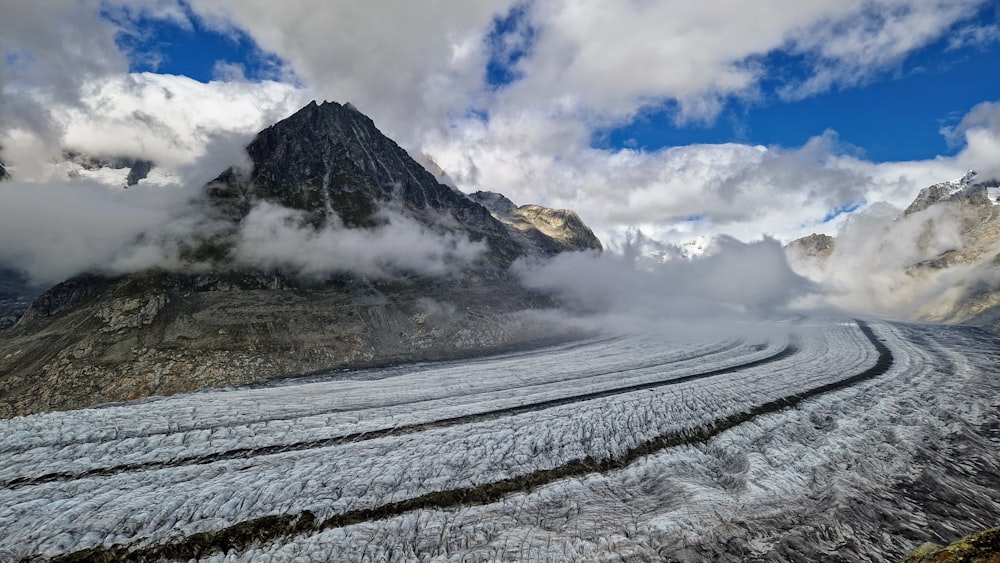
[787,170,1000,332]
[0,101,601,417]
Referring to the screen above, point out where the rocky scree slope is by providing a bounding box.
[0,101,601,418]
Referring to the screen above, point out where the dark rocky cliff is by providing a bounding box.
[0,101,600,417]
[205,100,524,266]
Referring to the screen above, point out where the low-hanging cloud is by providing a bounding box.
[779,102,1000,322]
[516,232,815,323]
[0,181,489,286]
[787,189,1000,323]
[0,178,192,284]
[232,202,486,279]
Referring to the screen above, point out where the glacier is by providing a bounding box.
[0,318,997,561]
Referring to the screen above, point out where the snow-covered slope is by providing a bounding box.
[1,318,996,561]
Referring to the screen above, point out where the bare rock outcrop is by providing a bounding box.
[0,101,598,417]
[902,526,1000,563]
[785,233,836,261]
[469,191,603,255]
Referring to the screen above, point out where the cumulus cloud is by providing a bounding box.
[0,1,124,151]
[232,202,486,279]
[14,73,304,176]
[944,100,1000,179]
[180,0,512,146]
[0,2,304,171]
[426,116,968,246]
[163,0,994,149]
[1,0,998,315]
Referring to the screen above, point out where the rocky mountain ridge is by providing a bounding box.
[63,151,155,187]
[785,233,836,261]
[0,101,600,417]
[203,101,570,269]
[902,169,999,216]
[787,170,1000,332]
[469,190,603,256]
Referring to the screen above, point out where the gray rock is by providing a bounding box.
[63,151,155,187]
[0,101,600,417]
[785,233,835,261]
[0,267,44,330]
[469,191,603,255]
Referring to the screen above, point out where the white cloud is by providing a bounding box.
[1,0,998,295]
[425,113,968,246]
[168,1,991,146]
[0,178,190,284]
[943,100,1000,179]
[233,202,486,279]
[947,23,1000,50]
[779,1,983,100]
[516,233,813,320]
[182,0,514,146]
[0,0,125,145]
[0,72,304,189]
[58,73,305,169]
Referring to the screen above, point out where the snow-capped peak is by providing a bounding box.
[950,169,977,194]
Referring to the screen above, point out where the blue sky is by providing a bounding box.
[117,10,285,83]
[595,37,1000,163]
[116,2,999,164]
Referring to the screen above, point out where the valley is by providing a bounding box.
[2,318,996,561]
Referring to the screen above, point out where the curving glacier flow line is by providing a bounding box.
[1,339,790,489]
[0,334,746,457]
[37,321,891,563]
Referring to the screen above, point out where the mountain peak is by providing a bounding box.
[0,100,604,414]
[469,191,602,255]
[205,100,600,269]
[958,169,977,186]
[903,169,1000,215]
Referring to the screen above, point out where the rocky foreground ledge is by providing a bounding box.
[902,526,1000,562]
